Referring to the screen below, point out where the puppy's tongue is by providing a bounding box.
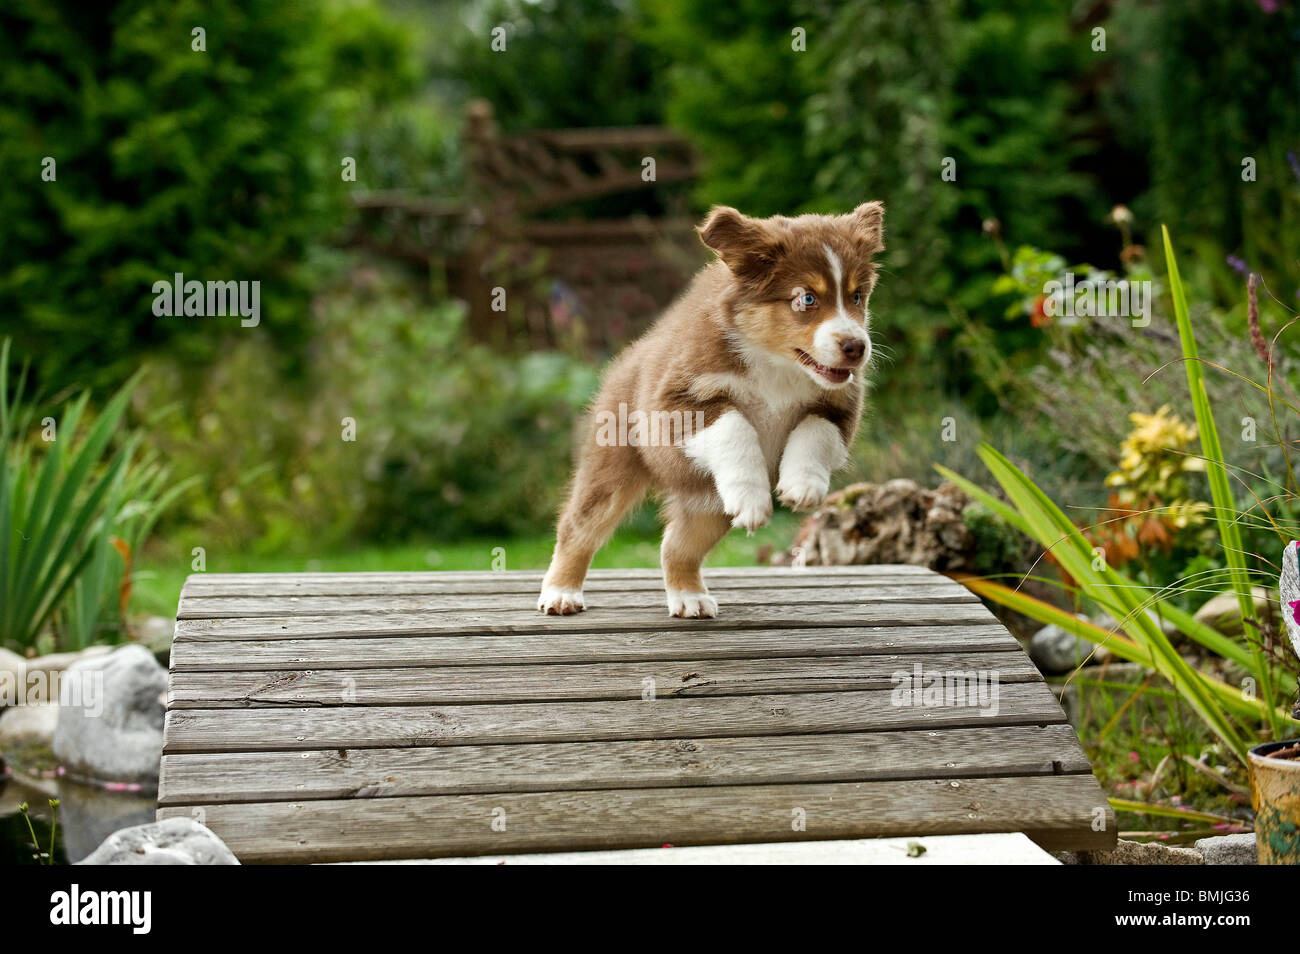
[797,351,853,384]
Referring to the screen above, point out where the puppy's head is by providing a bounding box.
[698,202,885,389]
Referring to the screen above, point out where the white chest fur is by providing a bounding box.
[730,351,821,479]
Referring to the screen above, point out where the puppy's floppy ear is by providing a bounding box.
[846,201,885,251]
[698,206,777,279]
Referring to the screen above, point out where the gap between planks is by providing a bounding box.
[176,582,976,619]
[171,600,1000,641]
[167,649,1039,708]
[161,681,1066,753]
[165,623,1018,671]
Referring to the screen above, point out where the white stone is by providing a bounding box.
[1193,585,1278,636]
[0,703,59,745]
[338,833,1060,866]
[77,818,240,865]
[1194,832,1257,865]
[52,644,167,786]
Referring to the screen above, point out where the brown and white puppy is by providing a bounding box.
[539,202,884,618]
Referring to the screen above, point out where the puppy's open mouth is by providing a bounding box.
[795,350,854,384]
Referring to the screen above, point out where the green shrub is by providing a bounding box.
[962,501,1026,577]
[0,0,375,390]
[141,262,600,552]
[456,0,665,131]
[0,340,188,653]
[1099,0,1300,295]
[645,0,814,217]
[943,232,1300,763]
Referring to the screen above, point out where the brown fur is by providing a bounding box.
[540,202,885,617]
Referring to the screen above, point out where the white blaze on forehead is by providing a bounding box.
[823,244,844,314]
[812,243,870,371]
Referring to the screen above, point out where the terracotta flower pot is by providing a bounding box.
[1248,739,1300,864]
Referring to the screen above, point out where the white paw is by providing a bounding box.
[776,472,830,512]
[667,589,718,619]
[721,483,772,534]
[538,586,585,615]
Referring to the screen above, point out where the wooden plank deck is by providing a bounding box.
[157,566,1115,862]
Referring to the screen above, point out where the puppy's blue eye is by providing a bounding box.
[852,291,862,305]
[801,293,816,307]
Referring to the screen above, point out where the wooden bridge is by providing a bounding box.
[156,566,1114,863]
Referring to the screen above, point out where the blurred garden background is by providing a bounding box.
[3,0,1300,849]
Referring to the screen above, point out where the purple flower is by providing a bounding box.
[1290,599,1300,626]
[1289,151,1300,182]
[1226,254,1251,277]
[1259,0,1280,13]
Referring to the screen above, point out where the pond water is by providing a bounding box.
[0,773,155,864]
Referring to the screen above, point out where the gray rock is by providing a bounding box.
[1049,682,1079,729]
[0,704,60,775]
[1030,619,1105,674]
[1192,586,1278,637]
[24,645,114,678]
[53,644,166,787]
[0,645,114,707]
[1094,609,1179,642]
[1193,832,1257,865]
[1281,541,1300,658]
[1076,838,1204,865]
[1088,661,1150,682]
[58,783,158,863]
[0,703,59,747]
[76,817,239,865]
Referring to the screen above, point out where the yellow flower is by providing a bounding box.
[1162,500,1211,529]
[1125,405,1198,455]
[1105,406,1208,529]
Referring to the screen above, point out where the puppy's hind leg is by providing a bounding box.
[539,453,648,615]
[660,497,732,619]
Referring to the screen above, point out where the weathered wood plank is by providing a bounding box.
[167,623,1018,671]
[163,681,1061,753]
[181,565,940,584]
[179,571,952,598]
[156,774,1115,861]
[176,582,976,619]
[168,650,1037,707]
[156,724,1088,805]
[172,601,999,641]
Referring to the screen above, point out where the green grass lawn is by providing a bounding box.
[130,512,801,618]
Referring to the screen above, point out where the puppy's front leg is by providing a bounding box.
[776,414,848,512]
[683,409,772,532]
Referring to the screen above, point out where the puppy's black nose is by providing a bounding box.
[839,338,866,362]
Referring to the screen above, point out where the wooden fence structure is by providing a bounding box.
[347,100,706,354]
